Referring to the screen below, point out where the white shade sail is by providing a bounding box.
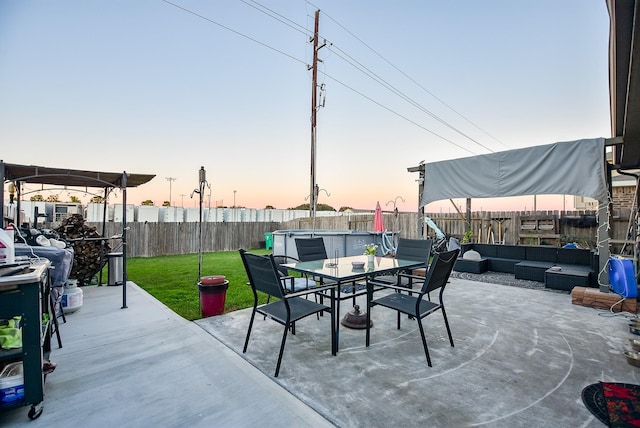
[421,138,608,207]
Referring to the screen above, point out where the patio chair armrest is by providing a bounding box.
[397,273,426,283]
[366,280,414,293]
[283,283,336,299]
[315,276,338,285]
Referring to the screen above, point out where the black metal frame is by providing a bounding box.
[366,249,459,367]
[371,237,433,289]
[0,162,154,309]
[239,249,335,377]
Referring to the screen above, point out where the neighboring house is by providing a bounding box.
[575,171,639,211]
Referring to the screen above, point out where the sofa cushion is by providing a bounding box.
[544,267,591,291]
[473,244,497,258]
[455,258,488,274]
[525,246,557,262]
[556,248,592,266]
[487,257,519,273]
[496,245,526,260]
[514,261,555,282]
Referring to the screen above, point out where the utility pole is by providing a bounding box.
[309,9,325,223]
[179,193,186,207]
[165,177,176,206]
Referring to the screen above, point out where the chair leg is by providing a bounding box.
[417,317,432,367]
[397,311,401,329]
[336,292,341,349]
[243,308,257,353]
[365,289,372,347]
[53,286,66,324]
[49,293,62,348]
[441,307,454,347]
[274,324,289,377]
[330,288,336,355]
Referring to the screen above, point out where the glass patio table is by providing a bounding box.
[283,255,425,352]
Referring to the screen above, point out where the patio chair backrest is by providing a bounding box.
[240,250,286,299]
[420,248,459,295]
[395,238,433,264]
[271,254,300,276]
[295,237,328,262]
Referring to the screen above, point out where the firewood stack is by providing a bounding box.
[55,214,111,285]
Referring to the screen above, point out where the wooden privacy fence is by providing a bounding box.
[291,210,629,249]
[87,222,280,258]
[87,209,633,258]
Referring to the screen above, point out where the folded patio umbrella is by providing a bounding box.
[374,202,384,232]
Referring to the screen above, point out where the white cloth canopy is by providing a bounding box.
[420,138,608,207]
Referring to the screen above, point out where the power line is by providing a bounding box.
[327,44,493,153]
[321,71,475,155]
[161,0,307,66]
[249,0,491,153]
[240,0,311,37]
[310,1,509,151]
[160,0,483,154]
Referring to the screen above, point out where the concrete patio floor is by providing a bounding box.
[1,277,638,427]
[196,278,640,427]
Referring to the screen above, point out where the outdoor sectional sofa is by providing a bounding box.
[456,243,598,291]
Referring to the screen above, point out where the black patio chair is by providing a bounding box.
[371,238,433,289]
[294,237,365,306]
[239,249,334,377]
[271,254,321,319]
[272,254,316,292]
[365,248,460,367]
[294,237,329,262]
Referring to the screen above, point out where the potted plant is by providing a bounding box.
[364,243,378,263]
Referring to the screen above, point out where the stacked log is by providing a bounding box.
[55,214,111,285]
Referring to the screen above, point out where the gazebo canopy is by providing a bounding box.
[0,161,155,310]
[0,162,154,189]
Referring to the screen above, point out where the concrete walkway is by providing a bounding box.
[0,283,333,427]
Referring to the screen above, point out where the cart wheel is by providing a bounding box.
[28,403,44,420]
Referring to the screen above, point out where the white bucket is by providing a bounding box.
[62,286,83,313]
[0,228,14,265]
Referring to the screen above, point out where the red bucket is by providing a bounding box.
[198,276,229,317]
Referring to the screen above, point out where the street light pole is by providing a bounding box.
[166,177,177,206]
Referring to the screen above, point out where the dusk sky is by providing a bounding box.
[0,1,611,213]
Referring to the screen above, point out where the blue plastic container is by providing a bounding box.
[608,257,638,298]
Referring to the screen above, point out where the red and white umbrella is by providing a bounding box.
[373,201,385,232]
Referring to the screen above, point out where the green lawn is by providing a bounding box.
[125,248,270,321]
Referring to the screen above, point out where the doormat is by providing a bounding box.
[582,382,640,427]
